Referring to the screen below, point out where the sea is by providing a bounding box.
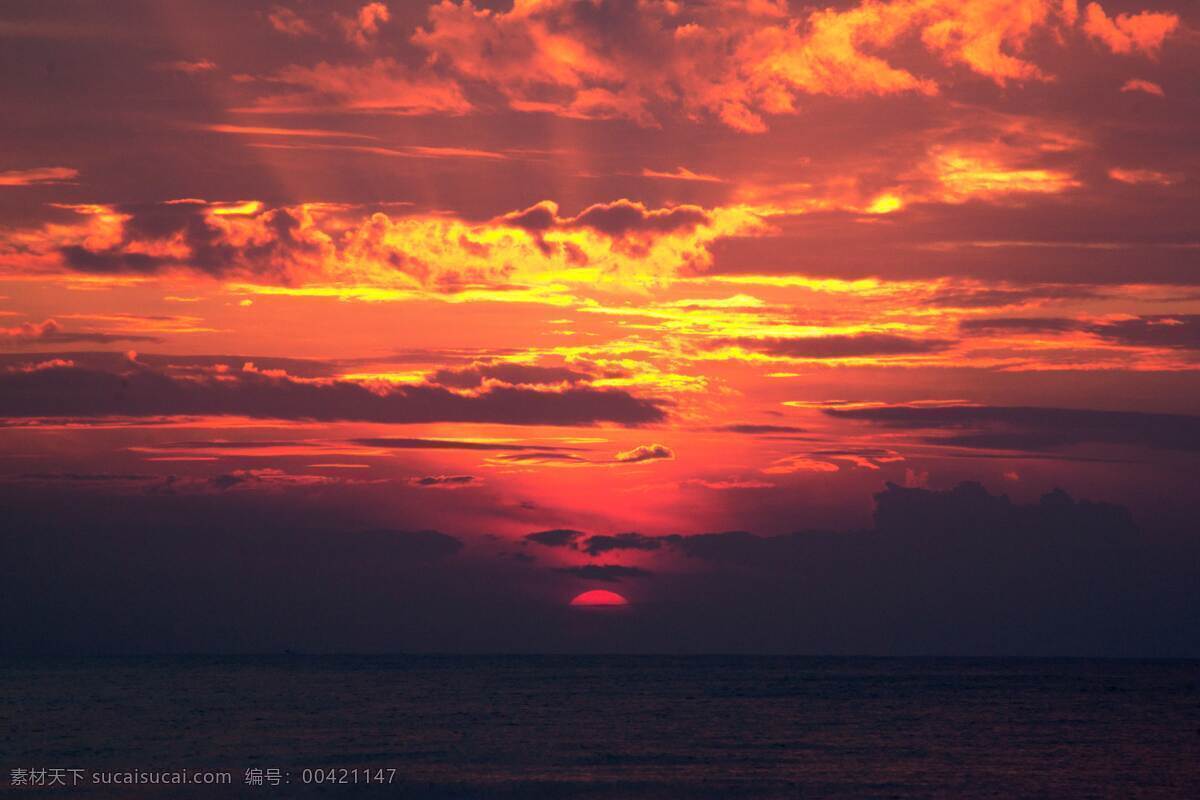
[1,656,1198,798]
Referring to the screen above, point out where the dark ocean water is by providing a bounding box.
[2,656,1198,798]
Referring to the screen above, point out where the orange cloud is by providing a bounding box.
[1083,2,1179,55]
[1120,78,1165,96]
[736,113,1087,213]
[242,58,470,115]
[401,0,1176,131]
[1,198,765,292]
[154,59,217,74]
[338,2,391,48]
[1,318,160,346]
[267,5,315,37]
[0,167,79,186]
[641,167,725,183]
[199,123,376,139]
[613,443,675,464]
[1108,167,1177,185]
[930,149,1081,201]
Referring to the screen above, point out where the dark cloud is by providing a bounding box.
[409,475,476,488]
[60,202,318,277]
[491,452,591,463]
[581,532,667,556]
[554,565,654,582]
[722,334,952,358]
[10,472,158,483]
[499,199,709,238]
[3,480,1199,656]
[350,529,463,560]
[928,286,1100,309]
[825,404,1200,452]
[959,315,1200,351]
[0,351,341,378]
[499,201,558,233]
[525,529,585,548]
[714,424,808,434]
[670,530,768,565]
[811,447,899,460]
[428,362,592,389]
[959,317,1085,334]
[570,200,709,237]
[666,482,1140,567]
[155,439,299,449]
[613,443,674,463]
[1090,315,1200,350]
[1,318,160,346]
[351,437,580,452]
[0,362,666,426]
[58,245,172,274]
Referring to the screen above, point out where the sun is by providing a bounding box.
[569,589,629,607]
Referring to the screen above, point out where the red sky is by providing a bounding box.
[2,0,1199,653]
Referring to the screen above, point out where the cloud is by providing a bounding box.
[761,456,842,475]
[682,478,775,490]
[581,533,667,556]
[613,443,675,463]
[490,451,591,464]
[960,314,1200,350]
[720,334,952,359]
[524,529,585,548]
[428,362,592,389]
[0,362,667,426]
[149,439,302,450]
[4,478,1199,656]
[554,564,653,582]
[713,424,808,434]
[641,167,724,183]
[0,167,78,186]
[399,0,1177,132]
[244,58,471,115]
[1091,315,1200,350]
[499,199,712,239]
[558,481,1143,572]
[825,404,1200,453]
[267,5,315,37]
[353,529,463,560]
[5,198,758,289]
[1,319,160,346]
[669,530,769,565]
[959,317,1084,334]
[1083,2,1178,55]
[338,2,390,48]
[208,468,341,491]
[668,481,1140,568]
[1108,167,1178,186]
[154,59,217,74]
[198,123,376,139]
[47,201,330,279]
[9,472,159,484]
[571,200,710,238]
[926,285,1101,309]
[409,475,476,488]
[1120,78,1164,97]
[352,437,583,452]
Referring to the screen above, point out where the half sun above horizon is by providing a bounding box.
[570,590,630,608]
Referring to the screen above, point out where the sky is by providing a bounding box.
[2,0,1199,655]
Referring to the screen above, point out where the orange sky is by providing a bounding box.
[2,0,1200,587]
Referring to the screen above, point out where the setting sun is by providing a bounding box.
[569,590,630,608]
